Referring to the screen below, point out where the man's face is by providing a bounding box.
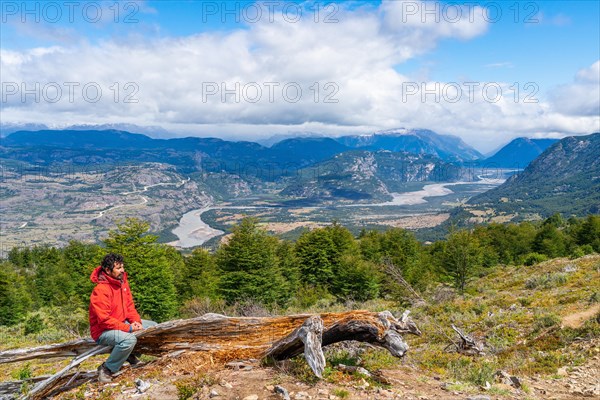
[108,262,125,279]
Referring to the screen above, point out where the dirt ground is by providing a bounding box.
[76,339,599,400]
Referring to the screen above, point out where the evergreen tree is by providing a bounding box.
[331,254,380,301]
[62,240,103,307]
[295,223,358,291]
[164,245,187,302]
[441,230,483,293]
[358,230,382,263]
[532,224,569,258]
[576,215,600,252]
[378,228,427,288]
[0,262,31,326]
[31,246,73,307]
[103,218,178,322]
[216,218,287,306]
[295,228,337,287]
[276,241,301,294]
[183,248,219,300]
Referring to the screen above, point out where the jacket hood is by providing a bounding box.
[90,265,128,287]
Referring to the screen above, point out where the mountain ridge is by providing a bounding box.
[335,128,483,162]
[469,132,600,216]
[482,137,560,168]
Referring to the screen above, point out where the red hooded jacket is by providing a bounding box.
[89,266,141,341]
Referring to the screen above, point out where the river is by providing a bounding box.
[169,177,506,248]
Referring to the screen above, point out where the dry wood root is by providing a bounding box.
[444,324,485,356]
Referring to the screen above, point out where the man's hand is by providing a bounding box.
[131,321,143,332]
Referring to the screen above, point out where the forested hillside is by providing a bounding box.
[470,133,600,216]
[2,214,598,328]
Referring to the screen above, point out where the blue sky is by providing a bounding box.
[1,1,599,150]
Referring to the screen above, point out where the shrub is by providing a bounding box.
[180,297,228,318]
[11,363,32,380]
[525,273,567,289]
[522,252,548,266]
[333,389,350,398]
[533,313,561,332]
[23,314,45,336]
[290,285,332,309]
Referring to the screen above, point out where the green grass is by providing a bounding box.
[333,388,350,398]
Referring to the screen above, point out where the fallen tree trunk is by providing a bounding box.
[0,310,420,399]
[0,372,97,398]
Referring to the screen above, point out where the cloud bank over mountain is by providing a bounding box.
[1,1,598,152]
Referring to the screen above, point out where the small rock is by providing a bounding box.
[509,376,522,388]
[466,396,491,400]
[317,389,328,395]
[226,361,253,371]
[243,395,259,400]
[494,370,512,385]
[563,264,577,273]
[295,391,310,399]
[134,378,150,394]
[266,385,275,391]
[275,385,291,400]
[220,381,233,389]
[209,389,219,398]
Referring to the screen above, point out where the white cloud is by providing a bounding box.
[1,1,598,153]
[548,61,600,117]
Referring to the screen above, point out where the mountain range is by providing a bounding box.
[335,128,483,162]
[1,128,480,175]
[3,128,598,213]
[280,150,464,201]
[470,132,600,216]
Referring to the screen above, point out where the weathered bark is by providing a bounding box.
[0,372,97,398]
[2,311,419,365]
[0,339,101,364]
[265,315,326,377]
[23,345,110,400]
[0,310,419,399]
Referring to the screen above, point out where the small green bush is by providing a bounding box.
[533,313,561,332]
[11,363,32,380]
[523,253,548,266]
[23,314,44,336]
[333,389,350,398]
[525,273,567,289]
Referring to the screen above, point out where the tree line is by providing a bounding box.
[1,214,599,328]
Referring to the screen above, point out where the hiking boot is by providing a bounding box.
[97,363,113,383]
[126,353,141,366]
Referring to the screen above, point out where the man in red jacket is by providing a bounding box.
[89,253,156,383]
